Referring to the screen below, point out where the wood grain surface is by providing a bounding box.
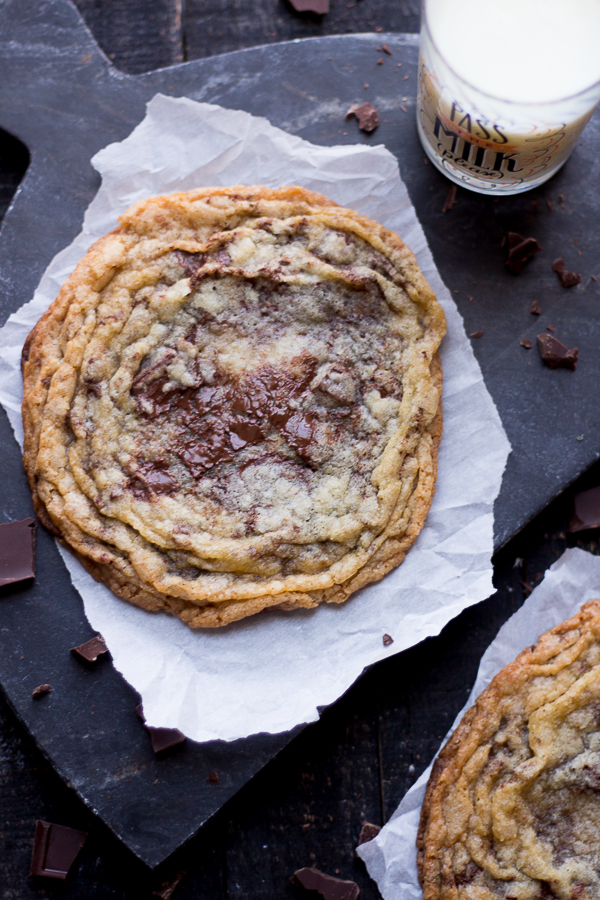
[1,1,600,897]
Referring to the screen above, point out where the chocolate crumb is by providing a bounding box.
[376,57,383,65]
[363,82,369,89]
[71,634,109,663]
[520,338,533,349]
[136,703,185,753]
[382,633,394,646]
[0,517,36,587]
[345,102,379,132]
[547,199,553,211]
[569,486,600,532]
[358,821,381,845]
[546,324,556,332]
[382,43,392,54]
[442,184,457,213]
[470,331,483,339]
[291,867,360,900]
[537,334,578,370]
[206,770,220,785]
[591,275,598,282]
[288,0,329,12]
[506,232,542,274]
[30,820,87,880]
[530,300,541,315]
[151,871,187,900]
[31,684,52,699]
[552,257,581,287]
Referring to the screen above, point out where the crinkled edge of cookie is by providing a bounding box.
[417,598,600,900]
[22,185,445,627]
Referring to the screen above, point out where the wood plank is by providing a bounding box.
[73,0,183,73]
[224,675,382,899]
[184,0,419,59]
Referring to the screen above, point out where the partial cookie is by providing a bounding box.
[22,185,445,627]
[418,599,600,900]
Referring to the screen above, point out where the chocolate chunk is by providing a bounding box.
[71,634,109,663]
[382,43,392,54]
[30,820,87,880]
[537,334,578,370]
[552,257,582,287]
[0,517,36,587]
[149,727,186,754]
[31,684,52,699]
[152,871,187,900]
[442,185,457,213]
[136,703,185,753]
[520,338,533,349]
[289,0,329,11]
[505,232,542,274]
[470,331,483,339]
[206,770,220,785]
[568,486,600,532]
[129,461,179,500]
[291,868,359,900]
[530,300,541,315]
[357,821,381,845]
[382,633,394,646]
[345,102,379,133]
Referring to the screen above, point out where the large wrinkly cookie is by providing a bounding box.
[419,600,600,900]
[22,185,445,627]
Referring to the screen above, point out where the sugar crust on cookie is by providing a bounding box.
[22,185,445,627]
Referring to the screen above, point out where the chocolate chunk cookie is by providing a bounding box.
[418,600,600,900]
[22,186,445,627]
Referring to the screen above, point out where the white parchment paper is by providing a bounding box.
[357,547,600,900]
[0,94,510,743]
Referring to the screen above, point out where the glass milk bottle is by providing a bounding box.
[417,0,600,195]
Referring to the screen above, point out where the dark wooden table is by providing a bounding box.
[1,2,600,897]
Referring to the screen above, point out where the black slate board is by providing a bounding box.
[1,0,599,870]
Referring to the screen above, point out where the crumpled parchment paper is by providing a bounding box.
[0,94,510,743]
[357,546,600,899]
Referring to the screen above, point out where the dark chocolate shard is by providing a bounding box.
[345,102,379,133]
[530,300,541,315]
[289,0,329,12]
[0,517,36,587]
[505,232,542,274]
[520,338,533,349]
[31,684,52,699]
[30,820,87,880]
[537,334,578,370]
[470,331,483,339]
[442,184,457,213]
[568,486,600,533]
[206,770,220,785]
[136,703,186,753]
[357,821,381,845]
[151,870,187,900]
[552,257,581,287]
[382,633,394,646]
[149,727,186,754]
[291,867,359,900]
[71,634,109,663]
